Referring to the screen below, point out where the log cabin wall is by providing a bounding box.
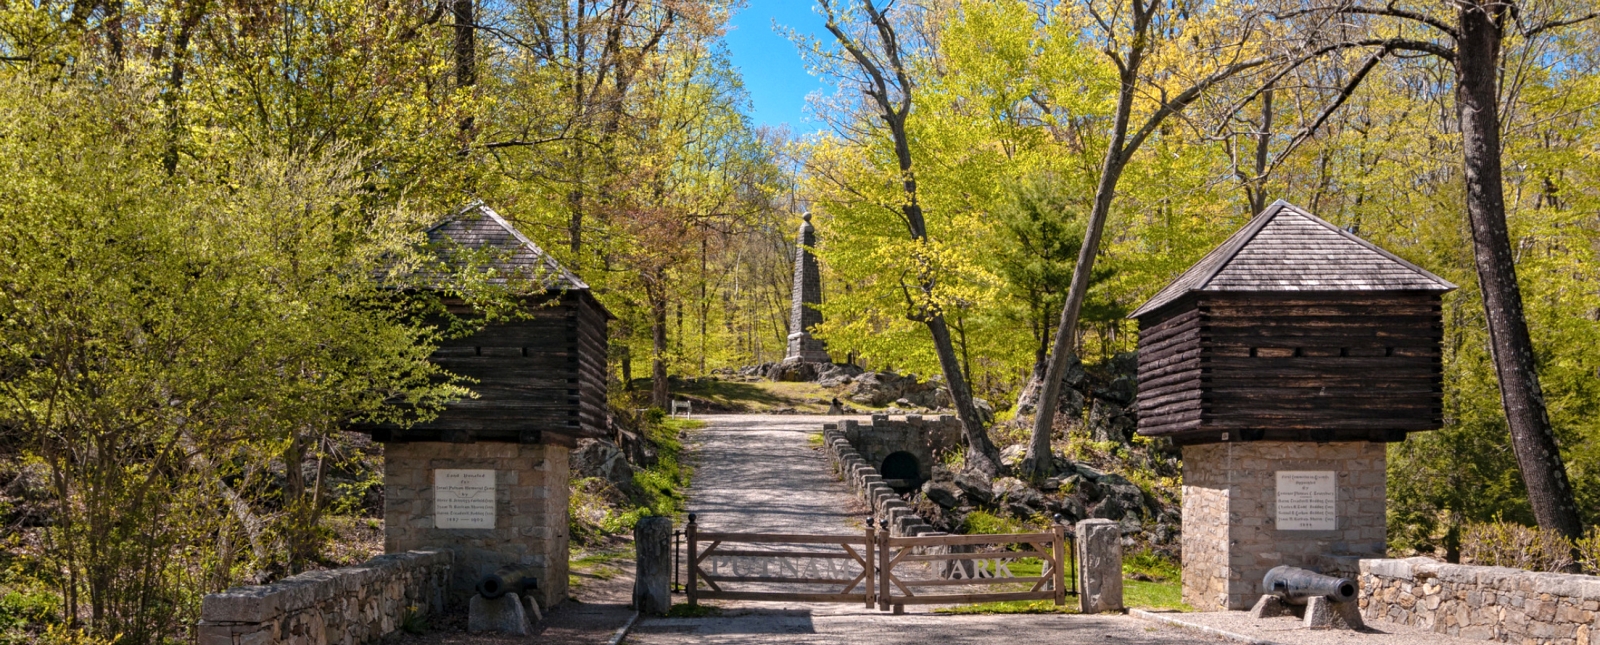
[1136,292,1444,445]
[377,292,608,446]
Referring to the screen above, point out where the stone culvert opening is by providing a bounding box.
[881,451,921,492]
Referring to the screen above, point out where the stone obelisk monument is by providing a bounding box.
[784,213,830,364]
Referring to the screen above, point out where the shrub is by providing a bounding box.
[1460,522,1575,572]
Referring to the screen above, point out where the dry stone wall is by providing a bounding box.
[1360,557,1600,644]
[822,418,942,537]
[198,549,450,645]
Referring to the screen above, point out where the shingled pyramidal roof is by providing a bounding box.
[425,201,590,292]
[1131,200,1456,319]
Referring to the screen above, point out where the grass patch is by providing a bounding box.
[1122,548,1189,610]
[1125,579,1186,610]
[960,510,1029,535]
[936,598,1077,614]
[568,544,634,591]
[665,603,722,618]
[807,432,824,447]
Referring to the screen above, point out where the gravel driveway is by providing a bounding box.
[627,414,1219,644]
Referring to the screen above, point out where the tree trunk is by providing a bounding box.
[1454,2,1583,540]
[453,0,475,135]
[651,292,670,409]
[1023,62,1137,480]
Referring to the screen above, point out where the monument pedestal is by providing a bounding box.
[383,442,571,610]
[1180,441,1386,611]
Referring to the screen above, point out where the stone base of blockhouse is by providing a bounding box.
[383,442,570,611]
[1181,441,1387,611]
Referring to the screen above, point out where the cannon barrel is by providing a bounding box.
[476,564,539,599]
[1262,566,1357,605]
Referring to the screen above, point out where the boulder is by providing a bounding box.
[1088,399,1135,443]
[571,439,637,495]
[1047,495,1087,524]
[922,480,964,509]
[615,429,658,468]
[1101,376,1137,406]
[846,372,908,407]
[998,444,1027,469]
[994,477,1046,517]
[952,470,994,506]
[1090,474,1146,521]
[972,398,996,426]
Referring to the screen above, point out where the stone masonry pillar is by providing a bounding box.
[1076,519,1124,613]
[784,212,830,364]
[1180,441,1387,611]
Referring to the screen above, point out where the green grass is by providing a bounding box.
[1122,549,1189,611]
[1124,578,1186,610]
[807,432,824,447]
[568,544,634,591]
[936,598,1077,614]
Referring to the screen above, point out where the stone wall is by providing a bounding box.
[1182,441,1387,610]
[384,441,569,610]
[837,414,961,483]
[198,549,451,645]
[1360,557,1600,644]
[821,420,941,537]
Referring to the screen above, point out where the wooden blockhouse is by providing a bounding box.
[368,202,611,447]
[1131,201,1456,445]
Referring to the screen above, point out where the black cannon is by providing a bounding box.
[1262,566,1357,604]
[477,564,539,599]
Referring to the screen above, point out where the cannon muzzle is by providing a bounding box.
[1262,565,1357,605]
[477,564,539,599]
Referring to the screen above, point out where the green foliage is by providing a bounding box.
[935,599,1076,615]
[1458,522,1587,573]
[399,607,428,635]
[959,510,1027,535]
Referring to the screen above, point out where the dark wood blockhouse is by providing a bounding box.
[369,202,611,447]
[1131,201,1456,445]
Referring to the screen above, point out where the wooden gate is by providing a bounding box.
[685,515,1071,611]
[875,528,1068,611]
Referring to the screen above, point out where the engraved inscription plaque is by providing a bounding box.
[435,469,496,529]
[1275,470,1335,531]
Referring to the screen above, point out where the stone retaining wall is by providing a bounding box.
[837,414,961,482]
[198,549,451,645]
[822,418,941,537]
[1360,556,1600,644]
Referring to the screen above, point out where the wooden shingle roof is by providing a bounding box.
[1130,200,1456,319]
[425,201,590,292]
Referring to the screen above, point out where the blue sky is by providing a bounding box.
[724,2,830,131]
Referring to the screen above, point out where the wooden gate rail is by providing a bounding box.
[686,514,1071,612]
[876,524,1068,610]
[686,514,876,607]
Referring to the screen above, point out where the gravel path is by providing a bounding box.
[679,414,872,535]
[627,414,1218,644]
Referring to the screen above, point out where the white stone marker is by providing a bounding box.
[435,469,496,529]
[1274,470,1335,531]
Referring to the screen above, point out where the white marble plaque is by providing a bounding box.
[435,469,496,529]
[1275,470,1336,531]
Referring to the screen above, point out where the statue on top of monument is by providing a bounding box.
[784,212,830,365]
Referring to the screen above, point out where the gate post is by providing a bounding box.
[686,513,698,607]
[864,520,876,608]
[1052,517,1067,606]
[877,520,891,611]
